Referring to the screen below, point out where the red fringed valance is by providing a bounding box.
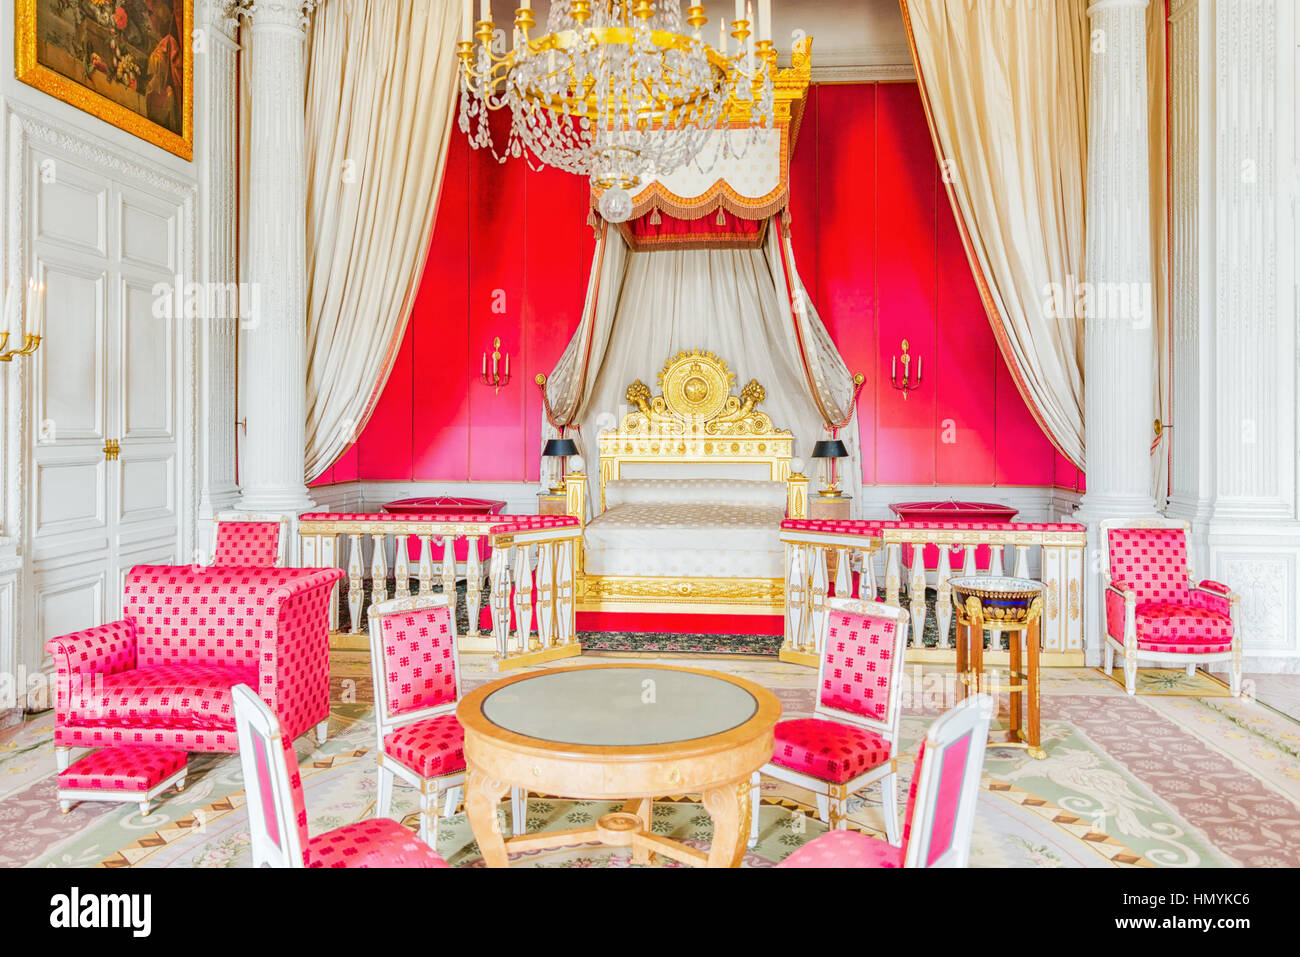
[616,208,769,250]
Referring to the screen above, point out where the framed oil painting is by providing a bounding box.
[15,0,193,160]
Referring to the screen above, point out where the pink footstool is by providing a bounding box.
[57,746,188,816]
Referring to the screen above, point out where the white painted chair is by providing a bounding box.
[368,593,525,849]
[750,595,909,848]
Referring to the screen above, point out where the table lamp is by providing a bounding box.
[811,438,848,498]
[543,437,579,493]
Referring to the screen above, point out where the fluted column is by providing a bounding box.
[236,0,315,514]
[195,0,242,553]
[1078,0,1158,520]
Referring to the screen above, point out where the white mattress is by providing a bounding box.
[584,500,786,579]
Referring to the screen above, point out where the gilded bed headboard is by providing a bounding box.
[595,350,808,516]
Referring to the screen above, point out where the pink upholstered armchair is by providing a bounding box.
[210,512,288,567]
[46,565,344,772]
[1101,519,1242,696]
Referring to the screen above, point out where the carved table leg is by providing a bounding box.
[623,797,654,865]
[465,764,511,868]
[1027,616,1044,759]
[703,780,751,868]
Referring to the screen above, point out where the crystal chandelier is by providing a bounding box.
[458,1,779,222]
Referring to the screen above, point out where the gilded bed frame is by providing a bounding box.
[565,350,809,614]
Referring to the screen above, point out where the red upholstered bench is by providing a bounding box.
[57,746,188,817]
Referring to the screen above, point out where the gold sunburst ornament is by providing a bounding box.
[458,0,782,223]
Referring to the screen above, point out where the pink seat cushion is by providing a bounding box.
[383,713,466,778]
[59,746,186,793]
[1134,603,1233,654]
[69,664,258,731]
[777,829,903,868]
[771,717,891,784]
[305,818,449,868]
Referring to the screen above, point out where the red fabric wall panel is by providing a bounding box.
[333,83,1081,491]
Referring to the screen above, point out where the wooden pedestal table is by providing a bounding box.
[950,576,1046,760]
[458,663,781,868]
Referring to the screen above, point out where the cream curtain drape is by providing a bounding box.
[301,0,461,481]
[901,0,1089,470]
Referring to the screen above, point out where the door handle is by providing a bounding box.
[102,439,120,461]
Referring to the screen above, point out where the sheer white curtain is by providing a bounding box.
[902,0,1089,470]
[301,0,461,480]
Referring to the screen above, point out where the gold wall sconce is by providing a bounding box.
[481,336,512,394]
[0,278,45,362]
[890,338,923,400]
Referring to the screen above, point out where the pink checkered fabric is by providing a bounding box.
[820,611,898,720]
[378,605,457,717]
[59,746,186,793]
[306,819,449,868]
[299,512,500,523]
[770,717,891,784]
[781,519,1087,535]
[47,565,343,754]
[488,515,581,535]
[1106,592,1233,653]
[212,521,281,567]
[776,827,903,868]
[382,713,466,778]
[1191,583,1231,617]
[69,663,258,731]
[1107,528,1192,604]
[782,519,882,535]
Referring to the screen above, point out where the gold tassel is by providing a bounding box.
[649,208,662,225]
[716,206,727,226]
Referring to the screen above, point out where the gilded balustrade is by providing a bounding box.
[780,520,1088,667]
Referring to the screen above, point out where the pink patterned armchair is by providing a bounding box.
[46,565,344,772]
[778,696,993,868]
[210,512,288,567]
[1101,519,1242,696]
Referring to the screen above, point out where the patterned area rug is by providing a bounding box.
[578,632,783,656]
[3,653,1299,868]
[1097,666,1234,697]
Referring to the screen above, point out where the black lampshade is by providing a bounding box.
[542,438,579,458]
[811,439,848,459]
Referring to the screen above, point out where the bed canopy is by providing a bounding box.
[537,40,866,513]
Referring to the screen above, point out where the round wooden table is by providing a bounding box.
[457,663,781,868]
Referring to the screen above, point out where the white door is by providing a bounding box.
[23,152,183,676]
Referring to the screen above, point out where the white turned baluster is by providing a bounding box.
[488,548,512,658]
[935,547,954,649]
[908,543,928,649]
[990,544,1005,578]
[833,546,852,600]
[347,533,364,634]
[440,536,457,622]
[884,543,902,607]
[512,545,534,653]
[808,546,830,656]
[860,548,877,601]
[555,539,575,645]
[1014,544,1031,578]
[962,544,977,576]
[393,535,410,599]
[785,544,808,652]
[466,537,483,637]
[535,542,556,648]
[418,535,434,595]
[369,533,389,608]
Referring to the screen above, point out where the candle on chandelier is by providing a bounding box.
[462,0,471,40]
[2,281,14,341]
[482,350,487,378]
[480,0,490,24]
[891,355,896,380]
[759,0,771,41]
[718,17,726,54]
[504,352,510,379]
[746,1,755,70]
[734,0,744,24]
[916,356,922,380]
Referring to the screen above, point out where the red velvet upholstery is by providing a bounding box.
[383,714,467,778]
[47,566,343,755]
[771,717,891,784]
[212,521,281,567]
[59,746,186,793]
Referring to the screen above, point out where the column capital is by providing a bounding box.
[198,0,241,45]
[235,0,316,32]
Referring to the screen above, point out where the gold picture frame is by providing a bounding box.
[15,0,194,160]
